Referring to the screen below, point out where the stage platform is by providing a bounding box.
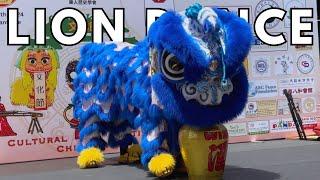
[0,140,319,180]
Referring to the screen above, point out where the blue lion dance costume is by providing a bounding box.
[72,3,252,177]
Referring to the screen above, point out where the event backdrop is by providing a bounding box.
[0,0,319,163]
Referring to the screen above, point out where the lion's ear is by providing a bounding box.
[213,8,252,76]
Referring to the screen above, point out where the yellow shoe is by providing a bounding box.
[148,153,176,177]
[77,147,104,169]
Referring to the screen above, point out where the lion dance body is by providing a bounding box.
[73,4,252,177]
[11,46,59,109]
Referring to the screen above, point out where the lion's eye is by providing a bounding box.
[41,57,50,65]
[161,50,184,81]
[28,58,36,65]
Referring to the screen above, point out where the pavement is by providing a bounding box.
[0,140,319,180]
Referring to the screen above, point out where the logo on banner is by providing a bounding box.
[256,60,268,73]
[252,57,271,77]
[246,102,258,117]
[302,97,316,113]
[270,119,295,132]
[248,121,269,135]
[249,80,278,98]
[297,54,314,74]
[255,0,280,29]
[0,0,15,7]
[224,123,247,137]
[284,0,305,27]
[274,55,294,75]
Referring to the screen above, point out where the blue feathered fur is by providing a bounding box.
[72,7,252,167]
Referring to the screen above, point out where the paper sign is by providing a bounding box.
[34,72,47,110]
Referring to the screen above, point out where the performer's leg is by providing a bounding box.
[108,120,141,164]
[76,115,108,168]
[140,119,176,177]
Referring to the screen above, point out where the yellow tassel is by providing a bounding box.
[148,153,176,177]
[77,147,104,169]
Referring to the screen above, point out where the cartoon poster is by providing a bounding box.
[10,46,59,110]
[0,0,155,164]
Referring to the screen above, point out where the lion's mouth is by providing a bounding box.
[29,72,50,79]
[178,75,233,106]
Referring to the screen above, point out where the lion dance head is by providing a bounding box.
[10,46,60,110]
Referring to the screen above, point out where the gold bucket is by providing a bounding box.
[179,124,228,180]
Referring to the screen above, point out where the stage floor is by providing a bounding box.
[0,140,319,180]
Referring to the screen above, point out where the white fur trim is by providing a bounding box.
[147,120,166,142]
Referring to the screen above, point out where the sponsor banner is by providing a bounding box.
[224,123,248,137]
[301,97,316,113]
[277,99,301,115]
[246,100,277,117]
[249,80,278,98]
[247,120,270,135]
[278,77,315,87]
[280,87,314,96]
[257,100,277,117]
[270,118,296,132]
[251,56,271,77]
[274,54,294,75]
[283,0,306,28]
[302,117,317,129]
[251,35,288,52]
